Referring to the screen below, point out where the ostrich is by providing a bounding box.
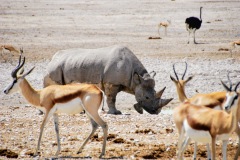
[158,20,171,36]
[185,7,203,44]
[229,40,240,57]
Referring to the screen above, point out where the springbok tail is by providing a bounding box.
[101,91,106,111]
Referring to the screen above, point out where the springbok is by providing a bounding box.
[170,62,211,159]
[174,78,240,160]
[3,52,108,158]
[158,20,171,36]
[0,44,19,62]
[231,40,240,49]
[171,63,240,160]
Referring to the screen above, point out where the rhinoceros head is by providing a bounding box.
[133,72,173,114]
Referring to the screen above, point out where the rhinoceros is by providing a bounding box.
[43,45,172,114]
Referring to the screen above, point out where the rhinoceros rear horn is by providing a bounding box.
[156,87,166,98]
[159,98,173,107]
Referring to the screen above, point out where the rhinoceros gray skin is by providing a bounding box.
[43,45,172,114]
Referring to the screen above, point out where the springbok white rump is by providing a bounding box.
[3,51,108,158]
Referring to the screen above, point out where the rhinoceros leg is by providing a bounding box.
[104,84,122,115]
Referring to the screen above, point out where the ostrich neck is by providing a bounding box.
[200,8,202,21]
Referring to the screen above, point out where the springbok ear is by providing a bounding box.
[21,66,35,79]
[185,76,194,83]
[170,75,177,82]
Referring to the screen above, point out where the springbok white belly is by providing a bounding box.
[54,98,84,114]
[183,119,230,143]
[213,105,222,110]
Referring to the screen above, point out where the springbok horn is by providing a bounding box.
[173,63,179,81]
[21,66,35,79]
[221,80,231,92]
[17,50,23,67]
[156,87,166,98]
[182,62,188,80]
[227,72,232,91]
[18,48,25,75]
[11,56,25,78]
[234,81,240,92]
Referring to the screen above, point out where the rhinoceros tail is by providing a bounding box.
[61,68,66,85]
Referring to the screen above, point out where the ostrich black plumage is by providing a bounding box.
[185,7,203,44]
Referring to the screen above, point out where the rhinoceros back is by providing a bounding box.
[47,45,147,87]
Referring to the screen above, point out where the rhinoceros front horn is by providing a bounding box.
[156,98,173,114]
[156,87,173,107]
[159,98,173,108]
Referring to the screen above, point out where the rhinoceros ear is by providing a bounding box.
[133,73,144,85]
[149,71,156,79]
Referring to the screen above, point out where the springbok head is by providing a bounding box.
[4,50,35,94]
[221,73,240,112]
[170,62,193,87]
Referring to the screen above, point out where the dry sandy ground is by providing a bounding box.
[0,0,240,159]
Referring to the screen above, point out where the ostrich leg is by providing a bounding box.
[187,30,191,44]
[193,29,197,44]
